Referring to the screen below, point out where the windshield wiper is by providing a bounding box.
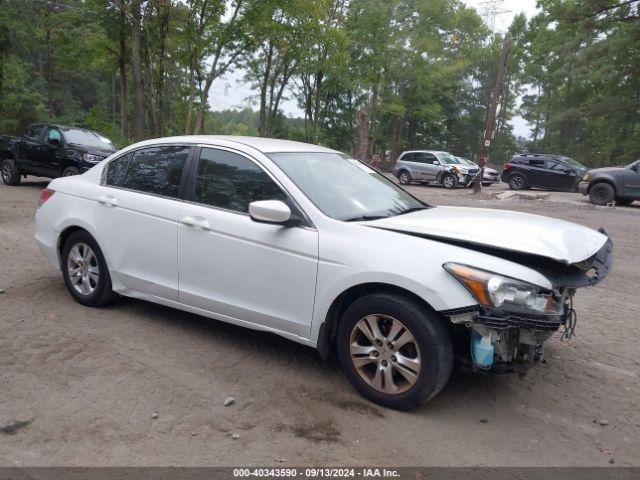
[394,206,429,216]
[343,215,389,222]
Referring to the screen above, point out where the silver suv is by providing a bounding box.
[394,150,468,189]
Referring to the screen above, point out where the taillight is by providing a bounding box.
[38,188,55,208]
[504,162,513,169]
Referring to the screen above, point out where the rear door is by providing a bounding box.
[177,146,319,337]
[522,158,549,187]
[92,145,192,300]
[18,125,47,174]
[411,152,432,180]
[398,152,418,178]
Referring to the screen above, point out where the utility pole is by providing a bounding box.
[473,35,512,194]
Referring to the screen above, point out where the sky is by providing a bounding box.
[209,0,540,138]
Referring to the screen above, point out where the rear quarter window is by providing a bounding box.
[103,152,132,187]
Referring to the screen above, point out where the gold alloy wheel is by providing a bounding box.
[349,314,421,394]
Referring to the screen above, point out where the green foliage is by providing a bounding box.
[0,0,636,168]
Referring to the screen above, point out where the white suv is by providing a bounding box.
[35,136,612,409]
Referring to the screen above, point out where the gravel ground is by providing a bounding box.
[0,177,639,467]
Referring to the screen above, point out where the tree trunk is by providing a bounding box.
[389,115,403,170]
[184,57,195,134]
[355,107,369,161]
[154,1,170,137]
[118,4,129,142]
[43,1,55,118]
[130,0,145,141]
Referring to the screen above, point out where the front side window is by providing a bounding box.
[122,146,190,198]
[46,128,62,144]
[424,153,438,164]
[195,148,287,213]
[269,152,426,221]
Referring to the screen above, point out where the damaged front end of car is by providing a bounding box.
[440,231,613,373]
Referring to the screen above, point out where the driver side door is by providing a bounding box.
[177,146,319,338]
[623,161,640,198]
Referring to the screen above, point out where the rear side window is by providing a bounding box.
[528,159,546,167]
[194,148,287,213]
[400,153,414,162]
[104,153,132,187]
[27,125,45,140]
[123,146,190,198]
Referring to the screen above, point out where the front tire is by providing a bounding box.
[441,173,458,189]
[1,159,22,186]
[398,170,412,185]
[337,293,453,410]
[589,183,615,205]
[61,231,117,307]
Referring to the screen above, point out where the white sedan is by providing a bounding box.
[35,136,612,409]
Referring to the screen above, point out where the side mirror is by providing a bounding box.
[249,200,292,224]
[47,137,60,146]
[433,160,440,165]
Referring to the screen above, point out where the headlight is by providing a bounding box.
[443,263,563,315]
[82,153,104,163]
[583,174,589,182]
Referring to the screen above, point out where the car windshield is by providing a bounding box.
[269,152,427,221]
[456,157,476,167]
[560,156,587,172]
[438,153,460,165]
[62,128,116,150]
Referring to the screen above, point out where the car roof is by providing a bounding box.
[513,153,567,160]
[124,135,341,154]
[400,150,449,155]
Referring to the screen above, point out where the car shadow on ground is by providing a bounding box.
[103,294,514,414]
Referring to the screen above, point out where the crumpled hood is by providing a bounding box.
[366,206,608,265]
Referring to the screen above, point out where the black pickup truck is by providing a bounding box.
[578,159,640,205]
[1,123,117,186]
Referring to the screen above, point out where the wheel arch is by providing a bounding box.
[57,226,91,265]
[316,282,440,360]
[588,178,617,194]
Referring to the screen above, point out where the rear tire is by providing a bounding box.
[1,159,22,186]
[62,166,80,177]
[61,230,118,307]
[441,173,458,189]
[398,170,412,185]
[337,293,453,410]
[589,183,615,206]
[508,173,525,190]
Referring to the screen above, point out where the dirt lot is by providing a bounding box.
[1,177,639,467]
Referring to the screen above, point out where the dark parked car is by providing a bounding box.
[1,123,117,186]
[579,159,640,206]
[500,153,588,191]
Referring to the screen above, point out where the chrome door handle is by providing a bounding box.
[180,216,210,230]
[98,195,118,207]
